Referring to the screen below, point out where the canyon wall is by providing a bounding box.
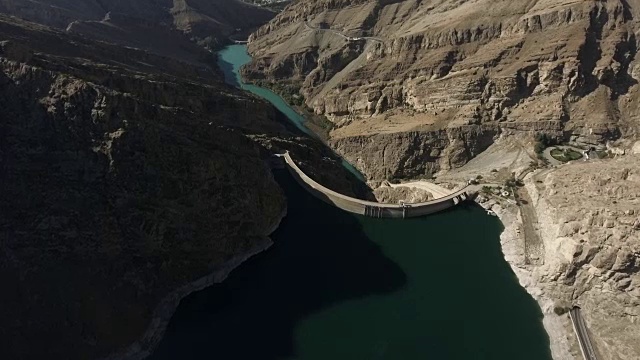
[0,0,275,48]
[0,13,363,360]
[245,0,640,180]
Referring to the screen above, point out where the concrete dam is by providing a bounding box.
[278,152,473,219]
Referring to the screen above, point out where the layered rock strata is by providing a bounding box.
[245,0,640,180]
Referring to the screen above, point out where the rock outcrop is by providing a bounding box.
[245,0,640,180]
[0,14,364,360]
[522,155,640,360]
[330,124,499,180]
[473,146,640,360]
[373,185,432,203]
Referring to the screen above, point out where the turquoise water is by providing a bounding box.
[217,44,365,181]
[147,45,553,360]
[217,44,312,136]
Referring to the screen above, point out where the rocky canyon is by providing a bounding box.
[0,1,365,359]
[2,0,640,359]
[245,0,640,180]
[244,1,640,359]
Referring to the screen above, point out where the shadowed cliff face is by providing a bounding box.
[149,170,408,360]
[0,14,367,360]
[0,14,283,360]
[244,0,640,180]
[0,0,276,50]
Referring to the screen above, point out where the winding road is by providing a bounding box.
[569,307,600,360]
[303,21,384,43]
[542,145,586,166]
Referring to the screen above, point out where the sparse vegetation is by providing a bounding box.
[553,305,571,316]
[534,133,554,154]
[254,80,306,106]
[504,173,524,188]
[386,175,399,183]
[311,115,334,130]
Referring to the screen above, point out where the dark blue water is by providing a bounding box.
[147,45,552,360]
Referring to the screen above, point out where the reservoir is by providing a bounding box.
[148,45,553,360]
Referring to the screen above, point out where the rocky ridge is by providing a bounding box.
[459,140,640,360]
[522,155,640,360]
[0,14,365,360]
[0,0,275,49]
[244,0,640,181]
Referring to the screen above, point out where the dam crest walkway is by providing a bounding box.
[277,152,473,219]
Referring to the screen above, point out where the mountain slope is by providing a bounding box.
[244,0,640,180]
[0,14,364,360]
[0,0,276,48]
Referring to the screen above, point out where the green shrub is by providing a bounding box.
[534,133,555,154]
[550,148,582,162]
[504,173,524,188]
[534,133,553,146]
[553,305,570,316]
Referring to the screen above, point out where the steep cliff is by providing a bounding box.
[330,124,499,180]
[0,0,276,49]
[245,0,640,180]
[0,14,363,360]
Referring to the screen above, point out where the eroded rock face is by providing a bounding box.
[525,156,640,359]
[330,124,499,180]
[373,186,432,204]
[245,0,640,180]
[0,14,364,360]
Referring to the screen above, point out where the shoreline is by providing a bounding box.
[220,44,572,359]
[101,205,288,360]
[477,195,575,360]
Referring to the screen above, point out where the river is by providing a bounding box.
[147,45,553,360]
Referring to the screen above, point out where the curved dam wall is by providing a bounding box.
[281,152,471,219]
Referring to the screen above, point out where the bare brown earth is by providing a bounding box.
[245,0,640,181]
[372,182,433,203]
